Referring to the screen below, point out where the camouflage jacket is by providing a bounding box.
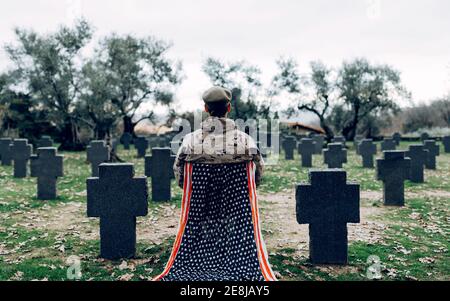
[174,117,264,188]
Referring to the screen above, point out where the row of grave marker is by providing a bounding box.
[1,133,449,265]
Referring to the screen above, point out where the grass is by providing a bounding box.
[0,142,448,281]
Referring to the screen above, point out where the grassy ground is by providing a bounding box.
[0,142,448,281]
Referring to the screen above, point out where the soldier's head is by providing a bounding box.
[202,86,232,118]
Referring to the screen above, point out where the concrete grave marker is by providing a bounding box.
[420,133,430,142]
[354,135,364,155]
[30,148,63,200]
[120,133,133,150]
[381,138,397,152]
[311,135,325,155]
[11,139,33,178]
[324,143,347,168]
[423,140,440,170]
[87,163,148,260]
[37,136,53,148]
[282,136,297,160]
[359,139,377,168]
[393,133,402,146]
[296,170,360,264]
[0,138,13,166]
[145,148,175,202]
[297,138,316,168]
[376,151,411,206]
[405,145,428,183]
[134,136,149,158]
[443,136,450,153]
[332,136,346,147]
[87,141,110,177]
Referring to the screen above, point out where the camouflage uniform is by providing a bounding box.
[174,117,264,188]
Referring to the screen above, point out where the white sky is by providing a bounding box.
[0,0,449,113]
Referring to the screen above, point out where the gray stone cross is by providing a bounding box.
[134,136,149,158]
[11,139,33,178]
[87,163,148,260]
[392,133,402,146]
[354,135,364,155]
[376,151,411,206]
[37,136,53,148]
[87,141,110,177]
[405,144,428,183]
[332,136,346,147]
[0,138,13,166]
[420,133,430,142]
[311,135,325,155]
[282,136,297,160]
[324,143,347,168]
[30,148,64,200]
[443,136,450,153]
[145,148,175,202]
[297,138,316,168]
[296,170,360,264]
[381,138,397,152]
[423,140,440,170]
[359,139,377,168]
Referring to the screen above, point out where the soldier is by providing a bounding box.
[156,87,275,281]
[173,86,264,188]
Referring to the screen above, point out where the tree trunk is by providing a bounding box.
[319,117,334,141]
[342,104,360,141]
[58,117,84,151]
[123,116,134,136]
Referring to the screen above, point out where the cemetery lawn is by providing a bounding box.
[0,143,448,281]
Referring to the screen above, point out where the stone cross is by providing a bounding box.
[423,140,440,170]
[282,136,297,160]
[297,138,316,168]
[296,170,360,264]
[87,141,110,177]
[354,135,364,155]
[37,136,53,148]
[359,139,377,168]
[393,133,402,146]
[312,135,325,155]
[30,148,64,200]
[442,136,450,154]
[11,139,33,178]
[332,136,346,147]
[145,148,175,202]
[120,133,133,150]
[405,145,428,183]
[381,138,397,151]
[443,136,450,153]
[0,138,13,166]
[134,136,149,158]
[324,143,347,168]
[420,133,430,142]
[87,163,148,260]
[376,151,411,206]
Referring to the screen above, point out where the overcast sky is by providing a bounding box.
[1,0,449,112]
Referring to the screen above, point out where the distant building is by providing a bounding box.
[284,122,325,135]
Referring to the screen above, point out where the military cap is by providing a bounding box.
[202,86,232,104]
